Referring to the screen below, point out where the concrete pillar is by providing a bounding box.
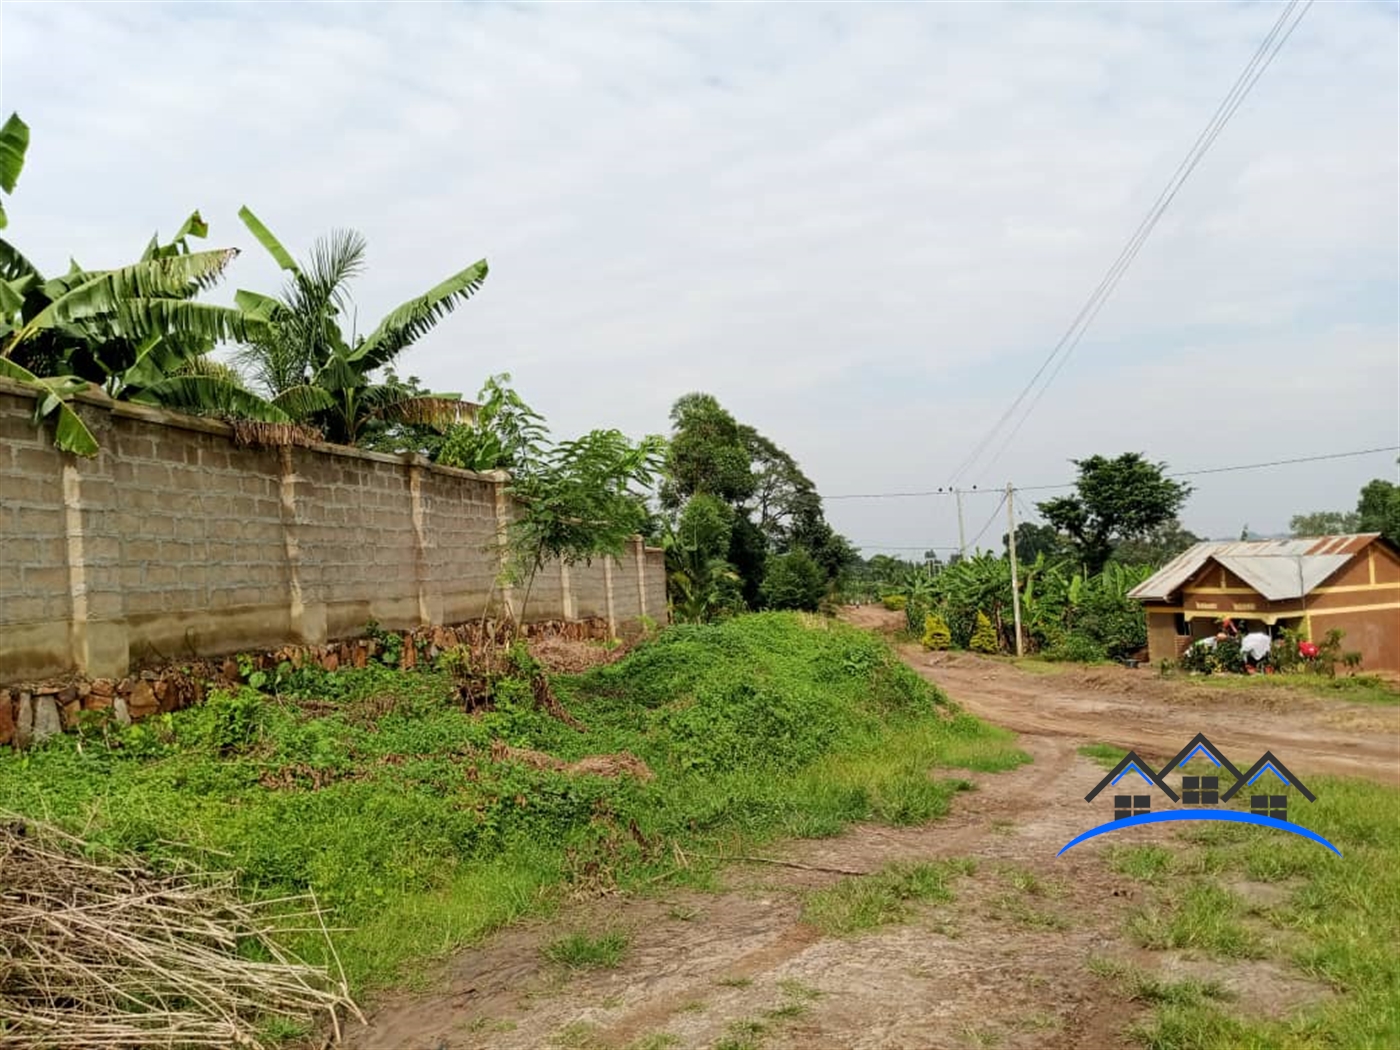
[603,556,617,637]
[559,561,576,620]
[62,463,128,678]
[279,447,326,645]
[492,474,516,622]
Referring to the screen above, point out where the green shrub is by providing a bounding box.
[921,613,952,650]
[1043,633,1108,664]
[968,611,999,654]
[881,594,908,611]
[760,549,827,611]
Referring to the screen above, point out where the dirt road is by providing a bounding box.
[846,604,1400,784]
[340,615,1390,1049]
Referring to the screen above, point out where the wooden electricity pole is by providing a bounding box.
[1006,482,1024,657]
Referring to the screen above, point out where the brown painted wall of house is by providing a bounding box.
[1141,540,1400,672]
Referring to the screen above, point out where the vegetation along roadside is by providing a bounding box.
[0,613,1028,1042]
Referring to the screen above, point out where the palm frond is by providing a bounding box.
[237,206,299,273]
[301,229,366,316]
[0,356,98,456]
[351,259,488,370]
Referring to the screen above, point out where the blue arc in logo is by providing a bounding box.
[1058,810,1342,857]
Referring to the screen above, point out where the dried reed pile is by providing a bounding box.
[0,814,362,1049]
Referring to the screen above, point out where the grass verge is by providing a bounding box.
[1104,776,1400,1048]
[0,613,1027,1014]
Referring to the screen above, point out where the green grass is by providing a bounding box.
[1079,742,1130,768]
[1103,775,1400,1049]
[626,1034,681,1050]
[800,858,973,936]
[542,930,629,970]
[716,1018,768,1050]
[777,978,822,1000]
[1107,844,1176,884]
[553,1020,605,1048]
[1188,672,1400,706]
[0,614,1028,1007]
[1087,956,1233,1007]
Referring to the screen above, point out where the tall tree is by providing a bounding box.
[660,393,755,509]
[1002,522,1070,564]
[1356,475,1400,546]
[1037,453,1191,575]
[503,429,667,624]
[233,206,486,446]
[1110,518,1201,566]
[1289,510,1361,538]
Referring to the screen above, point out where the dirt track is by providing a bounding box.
[845,604,1400,784]
[339,612,1394,1050]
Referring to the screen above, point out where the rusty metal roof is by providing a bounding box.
[1127,533,1382,603]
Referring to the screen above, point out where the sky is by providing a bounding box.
[3,0,1397,556]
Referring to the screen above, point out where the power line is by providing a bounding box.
[827,445,1399,501]
[966,493,1008,552]
[947,0,1314,486]
[979,0,1315,478]
[851,444,1399,554]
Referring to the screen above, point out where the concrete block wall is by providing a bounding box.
[0,380,668,683]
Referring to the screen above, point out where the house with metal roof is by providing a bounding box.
[1127,533,1400,672]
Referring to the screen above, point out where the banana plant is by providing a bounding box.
[0,114,276,454]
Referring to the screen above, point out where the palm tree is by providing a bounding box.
[232,206,488,446]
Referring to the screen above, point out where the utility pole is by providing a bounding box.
[1006,482,1024,657]
[955,489,967,560]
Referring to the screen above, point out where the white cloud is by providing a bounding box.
[2,0,1396,553]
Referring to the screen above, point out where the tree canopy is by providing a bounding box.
[1289,510,1361,538]
[1036,453,1192,575]
[657,391,855,617]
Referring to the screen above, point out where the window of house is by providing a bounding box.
[1252,795,1288,821]
[1182,775,1219,805]
[1113,795,1151,821]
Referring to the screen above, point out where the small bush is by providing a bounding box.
[1043,633,1108,664]
[881,594,908,611]
[968,611,999,654]
[921,613,952,651]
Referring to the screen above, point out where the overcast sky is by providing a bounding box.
[4,1,1397,555]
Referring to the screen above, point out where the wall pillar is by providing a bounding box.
[559,561,576,620]
[62,463,128,678]
[603,556,617,637]
[635,537,648,618]
[279,447,326,645]
[408,462,442,626]
[492,474,516,622]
